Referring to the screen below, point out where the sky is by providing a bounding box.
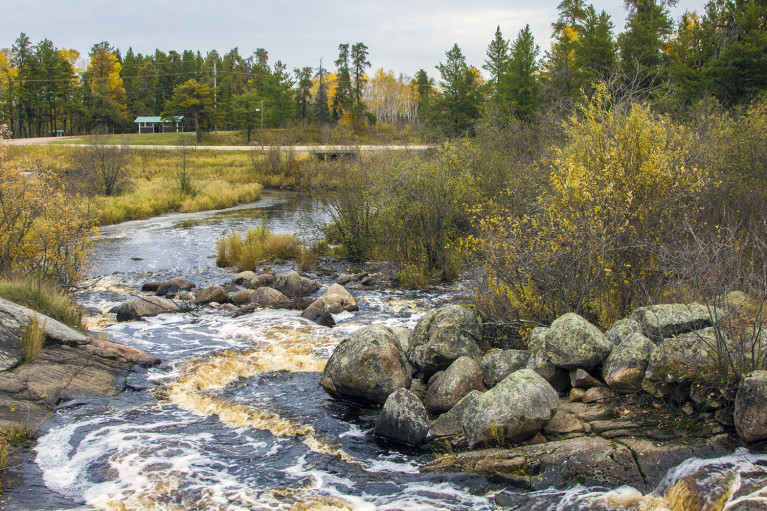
[3,0,709,80]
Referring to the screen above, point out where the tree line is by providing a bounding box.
[1,0,766,140]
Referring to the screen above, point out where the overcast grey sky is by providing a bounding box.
[3,0,708,79]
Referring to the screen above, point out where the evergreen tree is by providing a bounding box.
[35,39,75,135]
[294,66,314,126]
[351,42,371,111]
[575,6,617,86]
[705,0,767,106]
[333,44,352,120]
[165,78,214,143]
[314,59,331,126]
[618,0,677,91]
[11,33,39,137]
[543,0,587,106]
[411,69,434,122]
[499,25,541,121]
[431,44,483,137]
[484,26,510,92]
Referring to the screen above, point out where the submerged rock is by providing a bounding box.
[375,388,430,446]
[194,285,229,304]
[116,296,179,322]
[320,324,412,404]
[321,284,358,313]
[408,305,482,378]
[461,368,558,447]
[248,287,291,309]
[273,271,320,298]
[301,300,335,327]
[542,313,612,371]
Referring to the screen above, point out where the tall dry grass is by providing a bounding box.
[0,279,83,330]
[216,224,304,271]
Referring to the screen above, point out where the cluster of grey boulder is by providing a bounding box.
[319,302,767,448]
[117,270,361,326]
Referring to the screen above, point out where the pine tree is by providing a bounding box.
[431,44,483,136]
[575,6,617,85]
[499,25,541,121]
[351,42,371,111]
[484,26,510,91]
[618,0,676,91]
[314,59,331,126]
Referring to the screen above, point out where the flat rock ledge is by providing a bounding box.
[0,299,161,435]
[423,433,735,493]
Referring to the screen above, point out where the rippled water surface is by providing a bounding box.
[5,191,767,511]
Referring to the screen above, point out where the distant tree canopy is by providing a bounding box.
[1,1,766,138]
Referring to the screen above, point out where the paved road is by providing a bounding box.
[4,136,436,153]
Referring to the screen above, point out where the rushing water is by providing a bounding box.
[4,191,767,511]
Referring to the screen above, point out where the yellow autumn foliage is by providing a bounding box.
[0,125,94,286]
[469,88,708,327]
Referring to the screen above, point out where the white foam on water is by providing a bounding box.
[364,456,421,474]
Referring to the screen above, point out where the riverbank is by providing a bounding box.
[0,297,161,496]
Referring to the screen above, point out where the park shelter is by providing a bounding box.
[134,116,185,133]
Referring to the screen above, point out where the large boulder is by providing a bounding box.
[0,297,88,346]
[603,332,655,393]
[526,352,570,393]
[391,327,412,352]
[425,356,485,414]
[528,327,548,353]
[374,388,430,446]
[194,285,229,304]
[230,289,257,305]
[239,273,277,290]
[319,324,412,404]
[321,284,358,314]
[0,330,23,372]
[168,276,195,290]
[630,303,722,343]
[248,287,291,309]
[301,300,335,327]
[481,349,530,388]
[273,271,320,298]
[116,296,179,322]
[156,276,196,297]
[461,368,559,447]
[605,318,641,346]
[734,370,767,443]
[429,390,483,437]
[642,328,718,398]
[408,305,482,378]
[232,271,258,286]
[542,313,612,371]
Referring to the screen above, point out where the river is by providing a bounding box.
[3,191,766,510]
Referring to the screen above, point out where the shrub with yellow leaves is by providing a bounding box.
[467,88,709,328]
[0,125,95,287]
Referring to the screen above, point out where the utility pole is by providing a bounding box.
[213,61,217,131]
[260,99,264,148]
